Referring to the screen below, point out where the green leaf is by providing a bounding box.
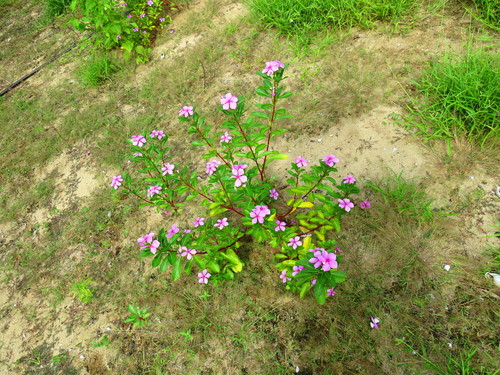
[314,282,326,305]
[299,283,310,298]
[172,258,182,281]
[159,257,170,272]
[250,111,269,119]
[152,254,162,268]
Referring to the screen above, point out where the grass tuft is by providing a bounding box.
[45,0,72,18]
[246,0,416,45]
[469,0,500,29]
[405,50,500,145]
[77,53,119,87]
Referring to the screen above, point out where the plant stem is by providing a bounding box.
[261,81,278,180]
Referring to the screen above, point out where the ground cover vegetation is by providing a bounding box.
[0,0,499,373]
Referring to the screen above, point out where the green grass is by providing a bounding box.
[45,0,72,18]
[366,170,439,223]
[406,50,500,145]
[469,0,500,29]
[246,0,417,45]
[77,53,119,87]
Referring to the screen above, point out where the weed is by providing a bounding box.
[77,53,118,87]
[70,277,95,303]
[405,50,500,145]
[366,170,438,222]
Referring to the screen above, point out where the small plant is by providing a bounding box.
[112,62,368,304]
[70,277,94,303]
[70,0,181,62]
[366,170,437,222]
[125,305,151,328]
[179,329,193,341]
[405,50,500,145]
[91,336,111,348]
[77,54,118,86]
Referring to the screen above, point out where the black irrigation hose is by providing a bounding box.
[0,33,93,97]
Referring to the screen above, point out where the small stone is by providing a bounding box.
[317,138,322,142]
[447,342,453,348]
[443,264,451,272]
[80,355,85,359]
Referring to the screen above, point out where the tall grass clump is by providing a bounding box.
[406,51,500,145]
[470,0,500,29]
[77,54,118,87]
[246,0,416,45]
[46,0,72,17]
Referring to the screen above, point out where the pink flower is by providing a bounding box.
[343,175,356,184]
[142,30,147,34]
[150,130,165,139]
[133,152,142,157]
[159,17,165,22]
[214,218,228,229]
[149,240,160,254]
[110,175,123,189]
[147,0,153,5]
[131,135,146,147]
[294,156,308,168]
[327,287,336,296]
[311,279,317,286]
[127,14,132,18]
[322,154,339,167]
[180,247,197,260]
[137,233,159,254]
[292,266,304,276]
[231,164,248,187]
[321,251,338,271]
[279,270,291,283]
[360,200,371,209]
[117,35,121,39]
[178,106,194,117]
[167,224,179,238]
[137,232,155,246]
[288,236,302,249]
[220,93,238,110]
[370,317,380,329]
[133,27,139,32]
[269,189,279,200]
[147,185,162,197]
[220,131,232,143]
[250,205,270,224]
[275,220,286,232]
[262,60,285,76]
[193,217,205,227]
[198,269,211,284]
[206,160,221,175]
[183,229,191,234]
[162,163,174,175]
[338,198,354,212]
[140,13,145,18]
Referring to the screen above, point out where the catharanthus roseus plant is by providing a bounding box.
[70,0,181,62]
[112,62,366,304]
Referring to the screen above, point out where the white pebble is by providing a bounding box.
[443,264,451,272]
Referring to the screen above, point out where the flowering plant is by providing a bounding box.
[70,0,180,62]
[112,62,365,304]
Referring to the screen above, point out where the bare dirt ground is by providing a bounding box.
[0,0,498,373]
